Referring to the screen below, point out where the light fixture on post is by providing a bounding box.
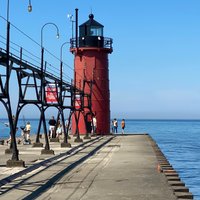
[40,22,59,78]
[28,0,32,12]
[60,42,70,63]
[56,33,59,39]
[41,22,59,48]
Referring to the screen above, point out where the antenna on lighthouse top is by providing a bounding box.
[75,8,78,48]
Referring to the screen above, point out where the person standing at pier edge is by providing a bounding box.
[113,118,118,133]
[121,119,125,134]
[48,116,56,138]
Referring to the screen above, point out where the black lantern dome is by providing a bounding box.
[79,14,104,47]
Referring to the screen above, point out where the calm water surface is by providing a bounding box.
[0,119,199,199]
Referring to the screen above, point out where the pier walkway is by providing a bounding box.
[0,134,192,199]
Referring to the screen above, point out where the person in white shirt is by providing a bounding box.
[23,121,31,144]
[113,118,118,133]
[91,116,97,134]
[56,123,63,139]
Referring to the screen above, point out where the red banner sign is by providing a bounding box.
[46,84,58,103]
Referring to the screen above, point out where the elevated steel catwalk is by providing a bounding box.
[0,46,93,166]
[0,48,75,93]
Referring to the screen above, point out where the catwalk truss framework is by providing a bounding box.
[0,43,93,164]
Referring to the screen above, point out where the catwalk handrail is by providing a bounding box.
[0,47,83,93]
[70,37,113,49]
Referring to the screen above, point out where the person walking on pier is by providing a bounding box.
[48,116,56,138]
[121,119,125,134]
[113,118,118,133]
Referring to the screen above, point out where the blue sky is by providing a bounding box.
[1,0,200,119]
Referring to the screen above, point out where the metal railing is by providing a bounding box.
[70,37,113,49]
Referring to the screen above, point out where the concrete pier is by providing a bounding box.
[0,134,193,199]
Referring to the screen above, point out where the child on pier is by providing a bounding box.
[56,123,63,139]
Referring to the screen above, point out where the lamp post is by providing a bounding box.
[5,1,10,68]
[60,41,70,62]
[41,23,59,48]
[40,22,59,152]
[60,41,72,147]
[6,0,10,97]
[5,0,32,95]
[60,41,70,80]
[4,0,32,165]
[59,41,70,105]
[3,7,11,161]
[40,22,59,101]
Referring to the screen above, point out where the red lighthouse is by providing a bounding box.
[71,12,113,135]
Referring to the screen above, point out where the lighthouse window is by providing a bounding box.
[90,27,103,36]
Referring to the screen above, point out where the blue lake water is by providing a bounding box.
[123,119,200,200]
[0,119,199,199]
